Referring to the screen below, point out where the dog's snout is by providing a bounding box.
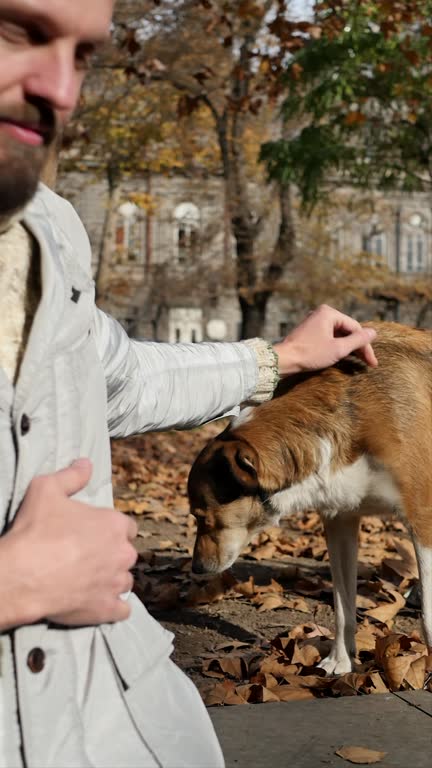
[191,559,207,575]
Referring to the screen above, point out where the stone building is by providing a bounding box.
[57,170,432,341]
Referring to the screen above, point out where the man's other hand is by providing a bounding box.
[4,459,137,628]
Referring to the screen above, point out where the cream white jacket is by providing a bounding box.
[0,185,265,767]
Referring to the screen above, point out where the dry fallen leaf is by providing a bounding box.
[382,537,418,583]
[156,539,175,550]
[365,587,405,624]
[234,577,256,597]
[255,594,285,612]
[236,683,280,704]
[259,655,295,677]
[291,643,321,667]
[282,673,329,691]
[276,686,315,702]
[383,652,424,691]
[288,623,333,640]
[367,672,389,695]
[203,680,247,706]
[404,655,427,690]
[374,634,427,691]
[248,542,277,560]
[187,572,236,605]
[213,640,251,653]
[331,673,370,697]
[375,633,412,663]
[356,622,384,654]
[356,594,377,610]
[254,579,284,595]
[285,597,310,613]
[335,746,387,764]
[250,672,279,689]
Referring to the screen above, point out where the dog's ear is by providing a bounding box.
[228,441,259,491]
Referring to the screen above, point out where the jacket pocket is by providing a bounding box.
[100,594,174,689]
[100,603,224,768]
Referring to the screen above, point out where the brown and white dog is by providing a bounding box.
[188,322,432,675]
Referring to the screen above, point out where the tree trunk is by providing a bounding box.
[151,301,167,340]
[145,31,295,340]
[145,171,153,277]
[95,167,121,300]
[416,299,432,328]
[222,45,296,339]
[223,184,231,267]
[235,184,296,339]
[239,294,269,339]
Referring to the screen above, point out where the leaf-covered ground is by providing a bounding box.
[112,423,432,706]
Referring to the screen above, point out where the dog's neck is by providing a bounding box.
[232,368,356,493]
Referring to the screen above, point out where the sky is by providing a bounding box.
[290,0,315,20]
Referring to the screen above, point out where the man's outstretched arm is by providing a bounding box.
[94,303,377,439]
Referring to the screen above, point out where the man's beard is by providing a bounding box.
[0,138,47,215]
[0,100,56,216]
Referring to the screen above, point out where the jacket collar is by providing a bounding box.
[12,187,66,413]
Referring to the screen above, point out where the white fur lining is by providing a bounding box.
[0,222,35,382]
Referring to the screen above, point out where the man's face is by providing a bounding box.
[0,0,114,214]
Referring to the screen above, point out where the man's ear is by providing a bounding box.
[226,441,259,491]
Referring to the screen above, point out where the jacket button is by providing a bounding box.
[20,414,30,435]
[27,648,45,673]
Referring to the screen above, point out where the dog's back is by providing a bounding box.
[189,322,432,569]
[237,322,432,537]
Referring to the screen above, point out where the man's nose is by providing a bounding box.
[23,40,83,114]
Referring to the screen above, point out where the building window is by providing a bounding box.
[116,201,145,263]
[406,233,426,273]
[417,235,424,271]
[173,202,200,261]
[370,233,384,257]
[407,235,414,272]
[363,231,386,259]
[169,308,203,344]
[404,213,427,273]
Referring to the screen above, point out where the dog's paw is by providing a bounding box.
[317,653,353,676]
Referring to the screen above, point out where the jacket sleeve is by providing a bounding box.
[92,307,259,438]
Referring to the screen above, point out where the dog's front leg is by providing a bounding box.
[413,539,432,662]
[318,514,360,676]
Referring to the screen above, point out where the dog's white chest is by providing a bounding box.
[270,439,402,519]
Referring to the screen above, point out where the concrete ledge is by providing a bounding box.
[210,692,432,768]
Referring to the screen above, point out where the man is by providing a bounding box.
[0,1,377,766]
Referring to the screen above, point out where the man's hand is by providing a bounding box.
[273,305,378,376]
[1,459,137,629]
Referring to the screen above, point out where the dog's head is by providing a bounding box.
[188,430,279,574]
